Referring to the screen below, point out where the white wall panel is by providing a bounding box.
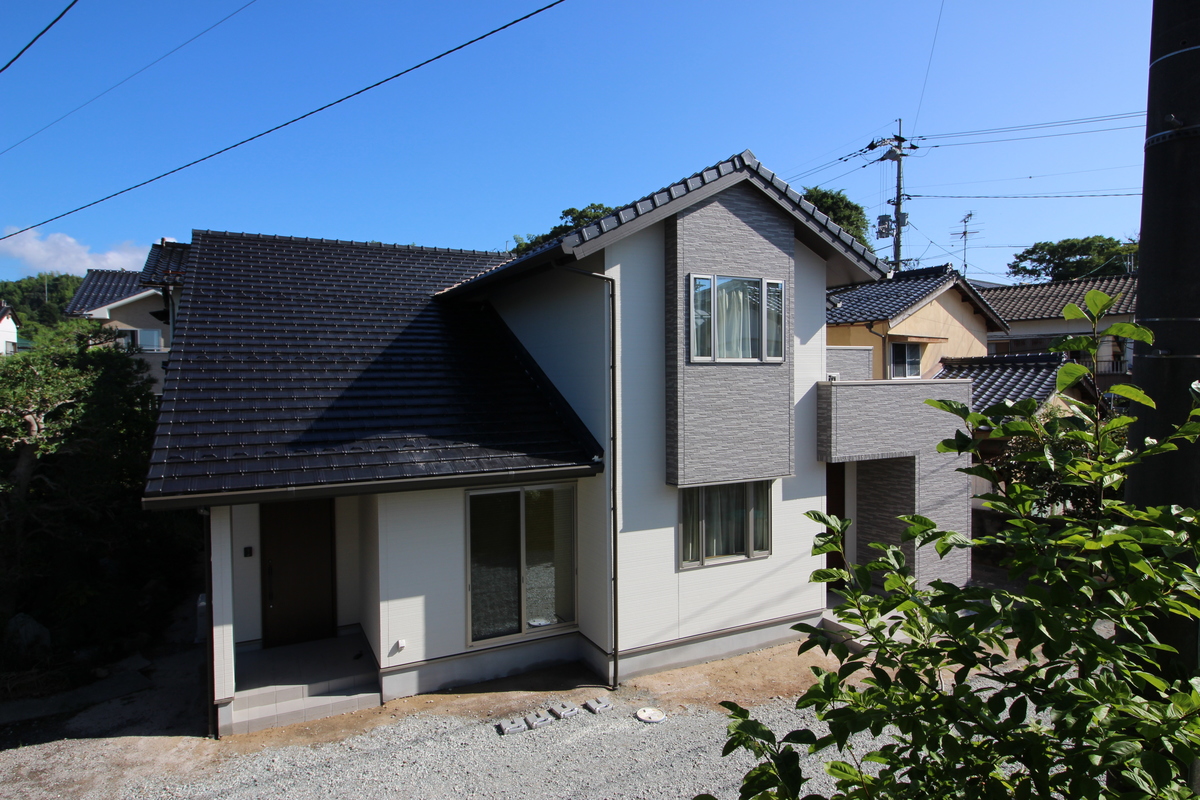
[229,504,260,643]
[359,495,381,665]
[210,506,236,700]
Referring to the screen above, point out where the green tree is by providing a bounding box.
[512,204,615,255]
[0,272,85,329]
[0,322,195,671]
[700,292,1200,799]
[1007,235,1138,282]
[801,188,873,251]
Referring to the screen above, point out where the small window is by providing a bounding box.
[891,342,922,379]
[690,275,784,363]
[680,481,771,567]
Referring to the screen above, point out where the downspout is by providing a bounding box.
[865,320,888,379]
[553,264,620,690]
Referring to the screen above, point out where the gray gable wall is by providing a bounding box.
[666,182,795,486]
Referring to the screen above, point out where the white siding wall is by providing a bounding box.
[0,315,17,353]
[611,226,829,652]
[376,488,467,668]
[335,496,361,627]
[359,495,382,665]
[230,504,261,643]
[210,506,236,700]
[491,254,612,652]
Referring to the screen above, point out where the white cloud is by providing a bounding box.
[0,228,150,276]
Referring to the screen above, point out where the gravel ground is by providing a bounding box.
[122,698,852,800]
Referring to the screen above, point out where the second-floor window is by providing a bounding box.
[891,342,922,378]
[691,275,784,362]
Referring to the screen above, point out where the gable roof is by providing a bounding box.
[140,240,192,286]
[64,269,151,315]
[935,352,1080,412]
[0,305,18,326]
[826,264,1007,331]
[439,149,887,299]
[978,273,1137,322]
[144,231,603,510]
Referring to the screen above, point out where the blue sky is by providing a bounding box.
[0,0,1150,284]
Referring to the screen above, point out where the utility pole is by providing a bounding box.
[1128,1,1200,685]
[953,212,978,275]
[870,120,917,272]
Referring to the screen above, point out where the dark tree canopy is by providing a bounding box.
[801,187,873,251]
[0,272,84,329]
[511,204,615,256]
[1007,235,1138,282]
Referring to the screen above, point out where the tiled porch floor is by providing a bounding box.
[231,631,380,734]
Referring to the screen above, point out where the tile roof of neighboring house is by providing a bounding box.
[0,305,18,325]
[140,240,192,286]
[935,352,1067,412]
[825,264,1007,330]
[978,273,1137,322]
[144,231,603,508]
[64,269,148,315]
[440,149,886,298]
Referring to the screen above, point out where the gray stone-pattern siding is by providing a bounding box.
[665,182,795,486]
[819,379,973,587]
[826,346,873,382]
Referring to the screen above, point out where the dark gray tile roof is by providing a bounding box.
[826,264,1007,330]
[934,352,1066,412]
[145,231,603,505]
[140,241,192,286]
[0,306,17,324]
[978,273,1137,321]
[441,149,886,297]
[64,269,148,315]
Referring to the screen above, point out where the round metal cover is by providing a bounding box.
[635,707,665,723]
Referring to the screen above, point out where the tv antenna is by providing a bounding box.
[952,212,979,275]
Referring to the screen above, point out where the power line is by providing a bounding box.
[906,163,1143,190]
[0,0,260,158]
[0,0,569,243]
[910,0,946,136]
[0,0,81,75]
[909,190,1141,199]
[914,111,1144,141]
[917,124,1144,149]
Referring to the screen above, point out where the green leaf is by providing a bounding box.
[1056,362,1091,393]
[809,568,848,583]
[1062,302,1088,320]
[1085,289,1117,319]
[1107,383,1156,409]
[824,760,863,783]
[805,509,851,534]
[1100,322,1154,344]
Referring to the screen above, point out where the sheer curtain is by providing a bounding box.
[716,278,760,359]
[704,483,746,558]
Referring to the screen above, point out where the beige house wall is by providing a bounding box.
[892,291,989,377]
[826,323,887,379]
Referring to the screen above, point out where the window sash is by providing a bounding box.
[680,481,772,567]
[690,275,784,363]
[468,485,576,643]
[891,343,921,378]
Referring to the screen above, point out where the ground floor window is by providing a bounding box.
[680,480,771,567]
[468,485,575,643]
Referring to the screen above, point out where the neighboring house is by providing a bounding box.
[825,264,1008,381]
[65,268,172,389]
[977,273,1137,390]
[0,302,19,355]
[143,151,975,737]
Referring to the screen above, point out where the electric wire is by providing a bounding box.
[917,125,1143,149]
[0,0,569,242]
[0,0,260,158]
[0,0,81,75]
[910,0,946,136]
[906,164,1142,190]
[914,111,1144,141]
[909,191,1141,199]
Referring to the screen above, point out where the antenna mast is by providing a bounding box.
[952,211,979,275]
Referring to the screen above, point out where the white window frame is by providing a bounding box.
[891,342,922,379]
[465,483,578,647]
[678,480,773,569]
[689,274,785,363]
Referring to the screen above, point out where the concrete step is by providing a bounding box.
[231,690,381,734]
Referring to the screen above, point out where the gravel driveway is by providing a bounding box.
[2,641,851,800]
